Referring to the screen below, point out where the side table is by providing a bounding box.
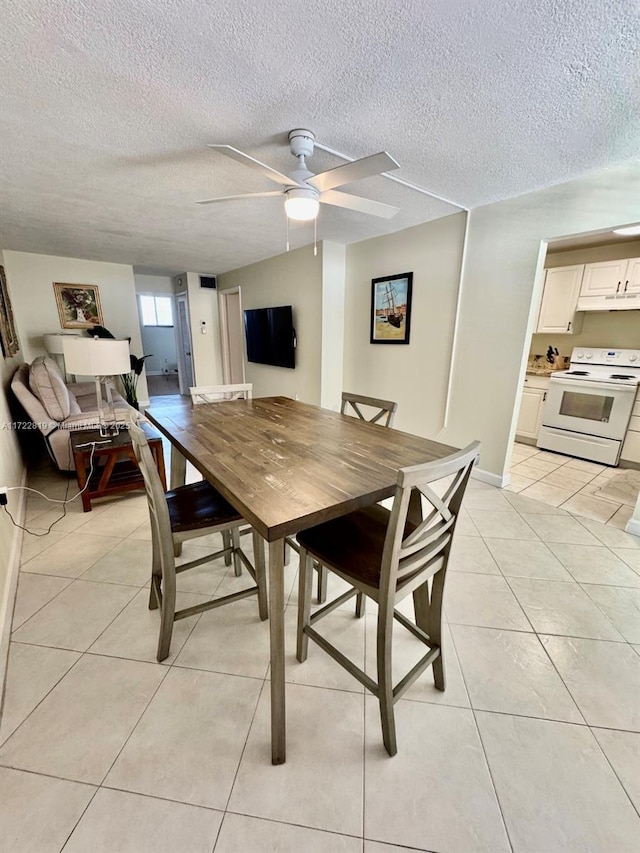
[70,423,166,512]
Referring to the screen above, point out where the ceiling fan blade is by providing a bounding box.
[196,191,282,205]
[319,189,400,219]
[207,145,297,188]
[306,152,399,192]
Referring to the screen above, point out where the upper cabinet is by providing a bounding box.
[579,257,640,297]
[536,265,584,334]
[625,258,640,293]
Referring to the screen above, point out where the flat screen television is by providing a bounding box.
[244,305,296,369]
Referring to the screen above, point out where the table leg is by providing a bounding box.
[170,448,187,490]
[268,538,286,764]
[170,449,187,556]
[153,441,167,490]
[73,449,92,512]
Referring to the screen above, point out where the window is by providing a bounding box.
[139,294,174,327]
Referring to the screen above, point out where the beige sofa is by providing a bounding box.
[11,356,133,471]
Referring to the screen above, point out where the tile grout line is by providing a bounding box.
[586,724,640,821]
[0,644,84,750]
[447,627,516,853]
[217,671,267,818]
[8,573,75,634]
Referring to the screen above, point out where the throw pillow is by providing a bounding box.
[29,356,72,422]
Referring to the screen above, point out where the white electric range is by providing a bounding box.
[537,347,640,465]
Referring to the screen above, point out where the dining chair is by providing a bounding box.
[294,391,399,605]
[128,417,268,662]
[296,441,480,755]
[340,391,398,427]
[190,383,253,403]
[188,382,253,564]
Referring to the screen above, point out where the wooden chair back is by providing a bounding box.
[128,418,174,569]
[190,383,253,404]
[340,392,398,427]
[379,441,480,597]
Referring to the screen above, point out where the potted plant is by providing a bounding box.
[121,354,152,410]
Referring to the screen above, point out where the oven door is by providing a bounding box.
[541,378,636,440]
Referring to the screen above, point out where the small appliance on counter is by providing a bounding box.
[537,347,640,465]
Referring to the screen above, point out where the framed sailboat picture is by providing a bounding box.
[370,272,413,344]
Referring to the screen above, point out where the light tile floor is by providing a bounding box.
[2,461,640,852]
[508,442,640,529]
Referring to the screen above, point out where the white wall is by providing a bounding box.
[321,242,346,410]
[139,327,177,375]
[185,273,224,387]
[218,244,323,403]
[134,273,174,294]
[442,162,640,477]
[343,213,467,438]
[2,251,149,403]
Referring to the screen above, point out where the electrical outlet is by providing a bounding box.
[0,486,8,506]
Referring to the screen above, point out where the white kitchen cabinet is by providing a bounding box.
[579,258,639,297]
[536,265,584,334]
[516,376,550,440]
[625,258,640,294]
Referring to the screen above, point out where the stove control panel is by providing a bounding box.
[572,348,640,367]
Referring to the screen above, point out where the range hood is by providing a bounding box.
[577,292,640,311]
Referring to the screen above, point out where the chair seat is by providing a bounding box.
[167,480,242,533]
[297,504,418,590]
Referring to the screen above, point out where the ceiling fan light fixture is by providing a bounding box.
[284,187,320,221]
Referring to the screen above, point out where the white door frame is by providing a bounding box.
[174,292,195,395]
[218,286,246,384]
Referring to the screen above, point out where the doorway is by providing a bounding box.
[219,287,246,384]
[175,292,195,395]
[137,291,180,399]
[509,225,640,527]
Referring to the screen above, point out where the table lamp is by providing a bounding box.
[62,337,131,437]
[44,333,79,378]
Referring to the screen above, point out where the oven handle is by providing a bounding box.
[549,378,637,394]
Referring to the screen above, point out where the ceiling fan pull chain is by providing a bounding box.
[286,212,290,253]
[314,215,317,256]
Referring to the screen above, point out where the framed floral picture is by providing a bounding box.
[0,265,20,357]
[370,272,413,344]
[54,283,104,329]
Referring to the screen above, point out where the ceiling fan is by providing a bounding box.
[197,129,401,222]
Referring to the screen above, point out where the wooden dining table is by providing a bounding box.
[145,396,458,764]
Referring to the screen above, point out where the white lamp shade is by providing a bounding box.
[44,333,72,355]
[62,337,131,376]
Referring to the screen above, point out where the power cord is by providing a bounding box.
[2,442,99,536]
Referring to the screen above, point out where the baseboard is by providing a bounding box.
[625,517,640,537]
[472,467,510,488]
[0,469,27,716]
[514,435,537,447]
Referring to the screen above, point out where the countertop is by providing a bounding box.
[527,354,569,377]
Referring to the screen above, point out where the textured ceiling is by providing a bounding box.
[0,0,638,273]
